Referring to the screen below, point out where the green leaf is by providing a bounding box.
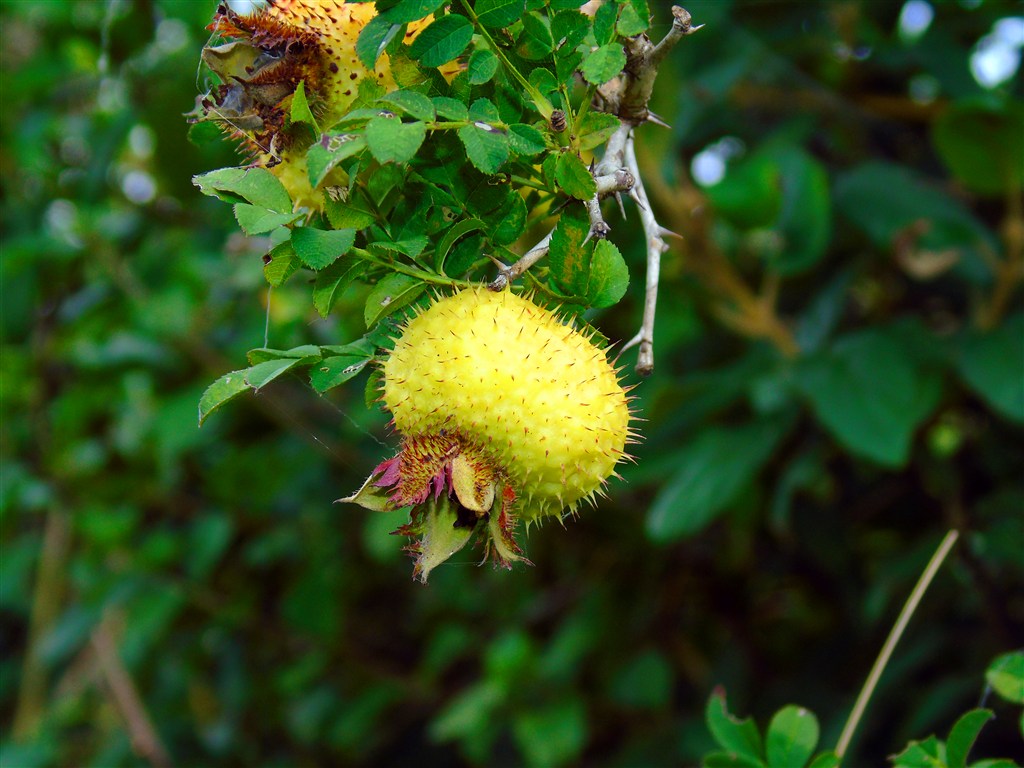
[356,15,401,69]
[794,329,941,467]
[467,48,499,84]
[381,0,446,23]
[577,112,620,152]
[986,652,1024,704]
[647,416,793,541]
[518,11,554,60]
[475,0,526,29]
[366,116,427,164]
[548,207,592,295]
[436,217,485,272]
[772,147,831,275]
[313,258,365,317]
[193,167,292,213]
[290,80,318,130]
[307,134,366,188]
[703,754,767,768]
[369,236,429,259]
[364,273,425,327]
[408,14,473,67]
[932,100,1024,196]
[233,204,298,236]
[380,89,436,121]
[617,0,649,35]
[458,122,509,175]
[704,153,782,230]
[198,359,303,425]
[592,0,618,44]
[704,691,765,764]
[291,227,356,270]
[309,343,375,393]
[263,241,301,287]
[487,193,527,247]
[551,9,590,51]
[433,96,469,121]
[581,43,626,85]
[956,314,1024,424]
[765,706,819,768]
[247,345,321,364]
[325,191,377,230]
[508,123,547,155]
[555,152,597,200]
[585,239,628,308]
[511,699,587,768]
[890,736,946,768]
[945,709,993,768]
[807,753,840,768]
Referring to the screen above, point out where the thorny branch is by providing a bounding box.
[492,7,699,374]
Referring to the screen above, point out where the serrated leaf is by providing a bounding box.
[467,48,499,84]
[307,134,366,188]
[705,691,765,764]
[577,111,620,152]
[890,736,945,768]
[582,42,626,85]
[518,11,554,60]
[945,709,993,768]
[193,167,292,213]
[592,1,618,44]
[290,80,318,130]
[263,241,301,287]
[369,236,429,258]
[313,258,366,317]
[488,193,527,247]
[233,204,298,236]
[198,359,303,425]
[309,344,375,392]
[555,152,597,199]
[356,15,401,69]
[437,217,486,273]
[617,0,649,35]
[551,9,590,50]
[586,239,628,308]
[380,89,436,121]
[291,227,356,270]
[198,370,250,426]
[408,14,473,67]
[548,207,591,294]
[381,0,446,23]
[475,0,526,29]
[508,123,547,155]
[325,192,377,230]
[247,345,321,365]
[366,116,427,164]
[765,706,819,768]
[433,96,469,121]
[458,122,509,174]
[364,273,426,327]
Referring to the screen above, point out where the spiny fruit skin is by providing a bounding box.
[384,288,631,520]
[346,288,633,581]
[198,1,453,208]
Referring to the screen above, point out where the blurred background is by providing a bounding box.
[1,0,1022,766]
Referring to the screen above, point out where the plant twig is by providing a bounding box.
[489,232,554,291]
[13,508,71,739]
[835,529,960,760]
[92,615,175,768]
[618,134,671,376]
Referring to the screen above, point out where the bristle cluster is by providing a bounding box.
[383,288,632,524]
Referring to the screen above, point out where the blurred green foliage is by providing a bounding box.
[1,1,1022,767]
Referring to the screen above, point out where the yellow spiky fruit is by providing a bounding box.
[345,288,633,581]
